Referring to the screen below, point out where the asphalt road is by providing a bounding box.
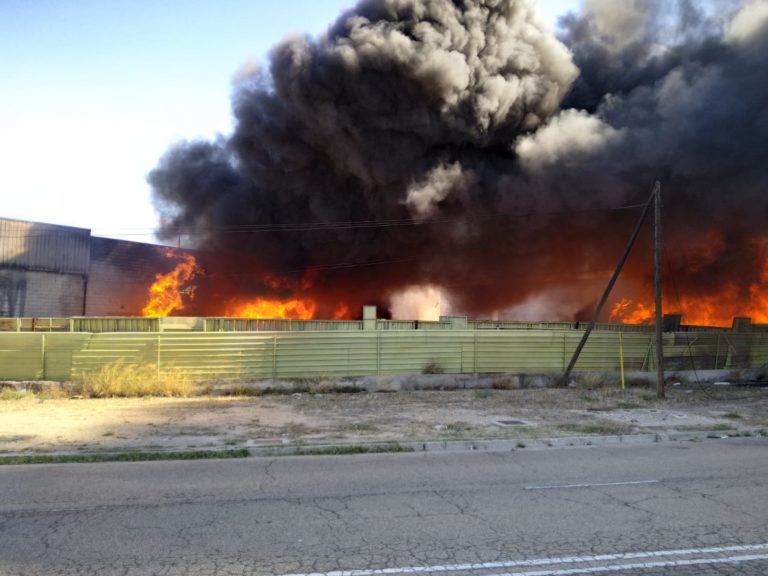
[0,438,766,576]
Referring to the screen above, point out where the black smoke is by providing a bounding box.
[149,0,768,322]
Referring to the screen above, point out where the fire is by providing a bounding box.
[332,303,350,320]
[677,287,768,326]
[226,298,316,319]
[609,298,654,324]
[142,250,201,317]
[610,280,768,328]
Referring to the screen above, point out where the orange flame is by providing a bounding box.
[142,250,201,317]
[610,268,768,328]
[609,298,654,324]
[332,303,350,320]
[226,297,316,319]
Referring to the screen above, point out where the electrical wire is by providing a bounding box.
[0,202,648,239]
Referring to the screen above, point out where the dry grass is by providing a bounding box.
[75,361,196,398]
[0,387,30,401]
[421,361,445,374]
[491,375,520,390]
[555,421,635,435]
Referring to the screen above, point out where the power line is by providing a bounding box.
[98,203,648,235]
[0,202,648,239]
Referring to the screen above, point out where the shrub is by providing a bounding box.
[0,387,29,401]
[422,360,444,374]
[76,360,195,398]
[492,376,520,390]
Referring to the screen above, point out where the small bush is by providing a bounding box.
[223,385,261,397]
[422,361,444,374]
[343,422,380,433]
[445,421,472,432]
[308,379,363,394]
[76,361,195,398]
[290,382,311,394]
[556,422,634,435]
[0,387,29,401]
[578,373,618,390]
[616,402,644,409]
[676,423,737,432]
[38,385,72,400]
[492,376,520,390]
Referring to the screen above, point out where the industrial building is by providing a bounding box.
[0,217,171,317]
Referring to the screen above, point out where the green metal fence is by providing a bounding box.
[2,329,767,382]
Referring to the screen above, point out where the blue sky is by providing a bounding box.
[0,0,580,241]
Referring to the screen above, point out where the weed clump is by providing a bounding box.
[0,387,29,401]
[292,443,413,456]
[492,375,520,390]
[422,361,445,374]
[75,361,195,398]
[556,422,634,435]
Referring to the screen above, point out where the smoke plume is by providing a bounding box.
[150,0,768,324]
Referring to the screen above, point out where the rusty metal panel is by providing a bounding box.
[0,218,90,275]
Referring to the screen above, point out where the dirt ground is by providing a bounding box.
[2,383,767,455]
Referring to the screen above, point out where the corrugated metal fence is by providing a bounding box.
[1,330,767,382]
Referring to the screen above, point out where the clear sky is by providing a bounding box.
[0,0,580,242]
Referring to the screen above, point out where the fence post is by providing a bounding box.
[715,334,721,369]
[619,332,625,390]
[562,332,567,371]
[272,335,277,381]
[157,334,161,382]
[40,335,46,380]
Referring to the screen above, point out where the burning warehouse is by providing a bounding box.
[145,0,768,327]
[3,1,768,327]
[0,217,196,318]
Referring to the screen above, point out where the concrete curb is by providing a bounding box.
[1,429,764,462]
[246,428,767,457]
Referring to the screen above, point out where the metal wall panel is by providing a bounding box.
[0,333,91,380]
[0,218,90,275]
[73,317,160,333]
[2,329,767,382]
[205,318,363,332]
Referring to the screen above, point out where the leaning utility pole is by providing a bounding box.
[562,187,656,386]
[654,181,665,399]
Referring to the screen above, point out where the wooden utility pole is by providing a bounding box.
[562,188,656,385]
[654,181,665,399]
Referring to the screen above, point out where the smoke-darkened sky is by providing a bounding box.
[0,0,579,241]
[148,0,768,324]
